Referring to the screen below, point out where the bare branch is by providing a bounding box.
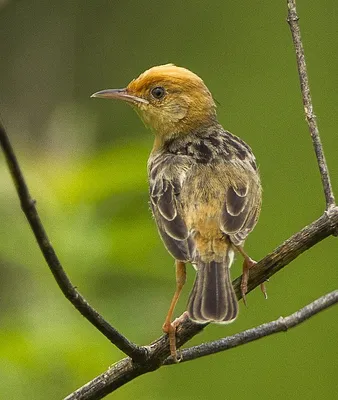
[65,290,338,399]
[3,110,336,397]
[164,290,338,364]
[0,120,147,363]
[64,208,338,399]
[62,2,338,396]
[287,0,336,209]
[1,2,337,399]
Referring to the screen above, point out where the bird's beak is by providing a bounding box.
[90,88,149,105]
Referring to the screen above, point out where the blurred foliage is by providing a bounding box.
[0,0,337,399]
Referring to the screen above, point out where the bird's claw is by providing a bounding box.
[240,273,249,306]
[241,256,256,305]
[260,282,268,299]
[162,312,189,363]
[240,257,269,303]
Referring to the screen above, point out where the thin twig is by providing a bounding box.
[287,0,336,210]
[65,290,338,399]
[164,290,338,364]
[0,121,147,363]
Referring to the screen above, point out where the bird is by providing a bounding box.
[91,64,263,361]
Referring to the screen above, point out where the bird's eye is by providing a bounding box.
[151,86,165,99]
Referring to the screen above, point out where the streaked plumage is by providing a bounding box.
[148,123,261,322]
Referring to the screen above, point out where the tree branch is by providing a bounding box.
[164,290,338,364]
[0,1,337,399]
[0,120,147,363]
[65,290,338,399]
[64,208,338,399]
[287,0,336,210]
[63,2,338,397]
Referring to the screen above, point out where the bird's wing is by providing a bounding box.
[220,166,261,246]
[149,154,193,262]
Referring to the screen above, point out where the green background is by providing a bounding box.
[0,1,337,399]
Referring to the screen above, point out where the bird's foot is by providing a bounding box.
[260,280,268,300]
[241,256,256,306]
[162,312,189,363]
[241,256,268,305]
[162,321,178,362]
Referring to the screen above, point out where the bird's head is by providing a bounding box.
[91,64,217,143]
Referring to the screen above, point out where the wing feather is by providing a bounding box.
[149,156,192,262]
[221,179,260,244]
[156,180,177,221]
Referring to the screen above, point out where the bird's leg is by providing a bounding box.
[162,260,186,363]
[235,245,267,305]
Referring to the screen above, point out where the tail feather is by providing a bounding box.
[187,256,238,324]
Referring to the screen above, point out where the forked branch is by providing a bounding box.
[0,1,336,399]
[61,290,338,399]
[63,210,338,399]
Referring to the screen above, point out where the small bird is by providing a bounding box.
[92,64,263,360]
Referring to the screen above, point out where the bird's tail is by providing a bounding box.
[187,253,238,324]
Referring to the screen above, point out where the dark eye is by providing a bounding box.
[151,86,165,99]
